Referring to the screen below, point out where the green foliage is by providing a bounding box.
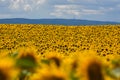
[16,57,37,69]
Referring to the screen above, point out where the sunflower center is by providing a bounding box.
[87,62,104,80]
[0,70,7,80]
[44,75,65,80]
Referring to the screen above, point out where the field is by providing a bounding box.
[0,24,120,80]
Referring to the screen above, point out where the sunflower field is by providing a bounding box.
[0,24,120,80]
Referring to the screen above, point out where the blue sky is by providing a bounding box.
[0,0,120,22]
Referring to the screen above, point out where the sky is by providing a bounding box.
[0,0,120,22]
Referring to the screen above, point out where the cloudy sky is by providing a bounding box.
[0,0,120,22]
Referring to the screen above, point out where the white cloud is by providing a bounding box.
[50,12,63,17]
[9,0,24,10]
[50,4,104,17]
[35,0,46,5]
[66,10,80,15]
[50,5,83,17]
[24,4,32,11]
[67,0,120,7]
[54,5,83,9]
[82,9,103,14]
[9,0,46,11]
[99,7,114,12]
[67,0,97,4]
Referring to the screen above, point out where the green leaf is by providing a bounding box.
[41,59,50,65]
[10,51,18,57]
[16,58,37,69]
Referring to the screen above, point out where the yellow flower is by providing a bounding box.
[0,57,18,80]
[17,47,37,59]
[78,50,104,80]
[30,68,67,80]
[16,47,39,69]
[81,59,104,80]
[44,51,64,67]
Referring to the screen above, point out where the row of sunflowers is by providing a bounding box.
[0,24,120,80]
[0,48,120,80]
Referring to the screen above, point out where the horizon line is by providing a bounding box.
[0,18,120,23]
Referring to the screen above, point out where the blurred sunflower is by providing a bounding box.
[30,67,67,80]
[0,57,18,80]
[81,58,104,80]
[16,47,39,70]
[78,50,104,80]
[43,51,64,67]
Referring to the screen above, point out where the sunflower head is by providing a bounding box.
[80,58,104,80]
[87,60,104,80]
[78,50,104,80]
[30,68,67,80]
[44,52,63,67]
[0,57,18,80]
[16,47,38,69]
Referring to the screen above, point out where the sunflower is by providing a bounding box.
[43,51,64,67]
[0,57,18,80]
[78,50,104,80]
[81,58,104,80]
[30,68,67,80]
[16,47,39,70]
